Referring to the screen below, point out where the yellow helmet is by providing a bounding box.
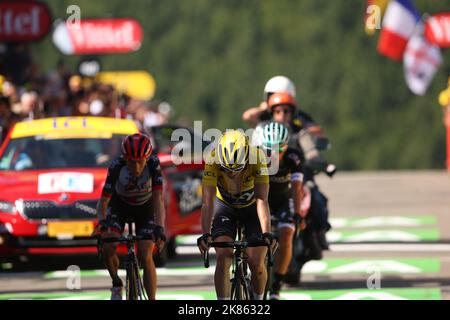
[217,130,249,172]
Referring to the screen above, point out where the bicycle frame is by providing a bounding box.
[97,221,148,300]
[230,222,253,300]
[124,223,147,300]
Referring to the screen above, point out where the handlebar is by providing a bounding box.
[202,238,274,269]
[209,239,268,249]
[97,234,154,245]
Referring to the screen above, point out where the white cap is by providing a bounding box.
[264,75,296,99]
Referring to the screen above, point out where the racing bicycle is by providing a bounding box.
[203,222,274,300]
[97,221,150,300]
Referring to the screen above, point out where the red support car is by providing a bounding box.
[0,117,203,269]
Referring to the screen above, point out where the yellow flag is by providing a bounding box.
[365,0,390,36]
[438,77,450,108]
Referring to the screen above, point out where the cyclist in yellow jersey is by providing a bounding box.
[197,130,277,300]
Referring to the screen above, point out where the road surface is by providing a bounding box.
[1,171,449,300]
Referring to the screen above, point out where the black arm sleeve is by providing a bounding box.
[148,155,163,191]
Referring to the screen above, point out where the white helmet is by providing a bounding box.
[263,75,296,100]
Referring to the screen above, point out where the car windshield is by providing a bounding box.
[0,135,126,171]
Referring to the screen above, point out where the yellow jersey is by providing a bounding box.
[202,147,269,208]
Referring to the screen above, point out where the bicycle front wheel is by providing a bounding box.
[126,260,139,300]
[231,264,252,300]
[230,277,243,300]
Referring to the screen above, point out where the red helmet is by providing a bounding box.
[121,133,153,161]
[268,92,297,111]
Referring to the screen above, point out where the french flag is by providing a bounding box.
[377,0,421,61]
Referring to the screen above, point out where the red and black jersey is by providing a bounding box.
[101,156,163,206]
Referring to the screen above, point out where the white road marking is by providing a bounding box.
[330,243,450,252]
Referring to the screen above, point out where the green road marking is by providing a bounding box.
[281,288,441,300]
[0,291,108,300]
[302,258,440,274]
[327,229,439,242]
[176,223,440,246]
[0,288,441,300]
[43,258,440,279]
[330,216,437,229]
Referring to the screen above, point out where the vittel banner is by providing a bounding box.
[52,18,143,55]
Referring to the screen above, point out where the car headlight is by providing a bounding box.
[0,201,15,214]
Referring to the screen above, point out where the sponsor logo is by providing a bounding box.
[0,1,52,41]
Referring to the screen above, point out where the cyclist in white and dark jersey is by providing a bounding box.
[259,122,306,299]
[94,133,166,300]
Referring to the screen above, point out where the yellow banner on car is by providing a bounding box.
[11,117,139,139]
[95,71,156,100]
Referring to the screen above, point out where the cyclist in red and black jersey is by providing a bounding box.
[94,133,166,300]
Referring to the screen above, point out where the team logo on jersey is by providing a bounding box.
[204,171,216,177]
[293,119,302,127]
[125,178,150,191]
[235,190,254,203]
[258,167,269,176]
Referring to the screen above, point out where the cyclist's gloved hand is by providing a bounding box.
[262,232,277,245]
[197,233,211,254]
[92,219,109,237]
[153,225,166,242]
[325,163,337,178]
[262,232,279,254]
[99,219,109,230]
[153,225,166,253]
[294,214,307,231]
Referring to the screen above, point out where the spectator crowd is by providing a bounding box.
[0,59,172,142]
